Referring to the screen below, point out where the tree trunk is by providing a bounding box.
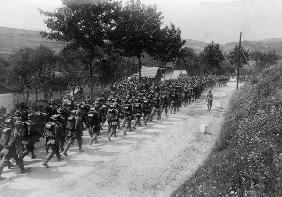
[26,89,30,104]
[44,90,48,101]
[89,62,93,99]
[35,88,38,105]
[138,55,142,81]
[17,93,20,103]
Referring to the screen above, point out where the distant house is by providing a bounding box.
[243,60,256,71]
[139,66,162,81]
[164,62,175,69]
[0,85,15,114]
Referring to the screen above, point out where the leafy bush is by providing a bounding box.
[172,65,282,197]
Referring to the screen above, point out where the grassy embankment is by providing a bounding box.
[172,65,282,197]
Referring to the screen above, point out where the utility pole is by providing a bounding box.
[237,32,242,90]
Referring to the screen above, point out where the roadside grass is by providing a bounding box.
[172,65,282,197]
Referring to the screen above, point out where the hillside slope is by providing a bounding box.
[224,38,282,53]
[0,26,64,55]
[1,25,282,56]
[172,65,282,196]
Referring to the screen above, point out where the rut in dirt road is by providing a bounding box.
[0,82,237,197]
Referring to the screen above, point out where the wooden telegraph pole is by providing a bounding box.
[237,32,242,90]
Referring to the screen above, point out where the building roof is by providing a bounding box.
[141,66,160,78]
[0,85,14,94]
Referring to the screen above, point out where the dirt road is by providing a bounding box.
[0,82,237,197]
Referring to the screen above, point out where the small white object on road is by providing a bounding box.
[200,124,208,134]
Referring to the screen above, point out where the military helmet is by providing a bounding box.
[4,118,13,126]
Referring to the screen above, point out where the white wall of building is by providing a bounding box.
[0,93,14,114]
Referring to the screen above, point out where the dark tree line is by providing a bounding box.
[176,41,279,76]
[39,0,185,98]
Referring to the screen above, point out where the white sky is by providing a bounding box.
[0,0,282,43]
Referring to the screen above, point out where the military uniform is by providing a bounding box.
[62,111,84,156]
[88,107,101,145]
[107,107,119,141]
[0,121,30,179]
[42,116,62,168]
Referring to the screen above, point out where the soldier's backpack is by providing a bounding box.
[66,117,76,130]
[124,105,131,116]
[44,122,55,138]
[0,128,12,147]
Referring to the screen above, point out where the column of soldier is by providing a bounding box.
[0,75,229,179]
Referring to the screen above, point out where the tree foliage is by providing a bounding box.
[109,0,163,79]
[177,47,200,75]
[8,47,35,94]
[0,57,9,84]
[250,51,279,66]
[39,0,123,97]
[227,45,249,66]
[150,23,185,65]
[58,48,88,90]
[200,42,225,73]
[40,0,121,56]
[7,45,58,102]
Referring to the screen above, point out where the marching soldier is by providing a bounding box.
[0,119,15,169]
[161,94,169,117]
[143,97,152,125]
[206,89,213,111]
[56,108,67,152]
[123,102,133,135]
[133,99,142,128]
[88,106,101,145]
[42,115,63,168]
[21,113,38,159]
[0,120,31,180]
[107,105,119,141]
[62,110,85,156]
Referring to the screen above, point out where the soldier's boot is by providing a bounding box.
[31,151,37,159]
[16,160,30,174]
[60,139,65,153]
[60,146,64,153]
[77,138,84,152]
[90,136,98,145]
[62,143,71,156]
[42,162,49,168]
[42,150,54,168]
[55,148,63,162]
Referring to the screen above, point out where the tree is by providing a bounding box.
[8,47,36,102]
[150,23,185,67]
[32,45,57,101]
[177,47,201,75]
[58,48,88,94]
[227,45,249,66]
[200,42,225,73]
[110,0,163,80]
[250,51,279,66]
[0,57,9,84]
[39,0,122,98]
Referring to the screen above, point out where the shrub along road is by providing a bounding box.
[0,82,238,197]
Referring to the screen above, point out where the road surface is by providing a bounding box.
[0,82,238,197]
